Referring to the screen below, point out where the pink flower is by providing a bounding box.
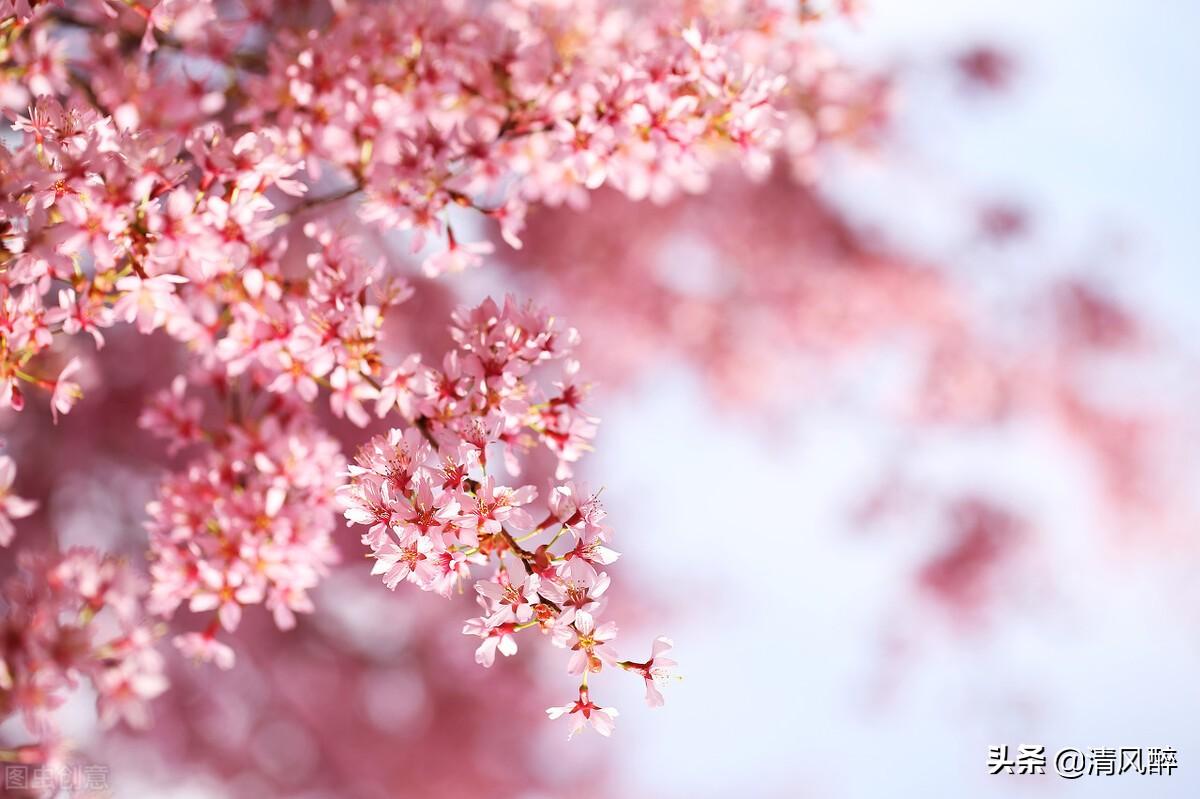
[328,366,372,428]
[435,445,478,492]
[50,357,82,424]
[145,404,344,645]
[0,550,167,732]
[0,455,36,547]
[462,617,519,668]
[373,354,424,419]
[188,566,259,633]
[549,482,620,565]
[395,478,461,543]
[556,612,619,676]
[457,477,538,541]
[139,376,205,454]
[565,528,621,567]
[548,482,608,534]
[52,288,111,348]
[0,0,871,742]
[371,537,435,590]
[476,573,541,624]
[621,636,678,707]
[268,339,334,403]
[429,548,486,598]
[113,274,190,334]
[175,631,236,671]
[422,235,494,278]
[538,560,611,626]
[94,638,169,728]
[545,687,619,739]
[340,475,393,549]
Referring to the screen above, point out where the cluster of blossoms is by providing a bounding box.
[0,549,167,735]
[141,384,344,669]
[211,221,414,428]
[0,94,306,416]
[0,0,882,314]
[0,0,888,766]
[242,0,786,270]
[0,2,1184,793]
[0,0,883,436]
[343,297,675,736]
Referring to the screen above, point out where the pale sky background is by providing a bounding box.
[580,2,1200,797]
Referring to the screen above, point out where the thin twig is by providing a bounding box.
[286,182,364,217]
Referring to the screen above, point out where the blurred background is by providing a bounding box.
[592,2,1200,797]
[4,1,1200,797]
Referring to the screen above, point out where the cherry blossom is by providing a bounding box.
[0,549,167,736]
[174,630,236,671]
[462,617,520,668]
[0,455,37,547]
[142,389,344,664]
[338,297,680,735]
[556,612,619,677]
[546,687,619,739]
[5,0,1151,779]
[48,356,81,423]
[620,636,679,708]
[476,572,541,624]
[538,559,611,627]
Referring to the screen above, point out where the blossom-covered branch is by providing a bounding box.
[2,0,883,757]
[341,296,676,736]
